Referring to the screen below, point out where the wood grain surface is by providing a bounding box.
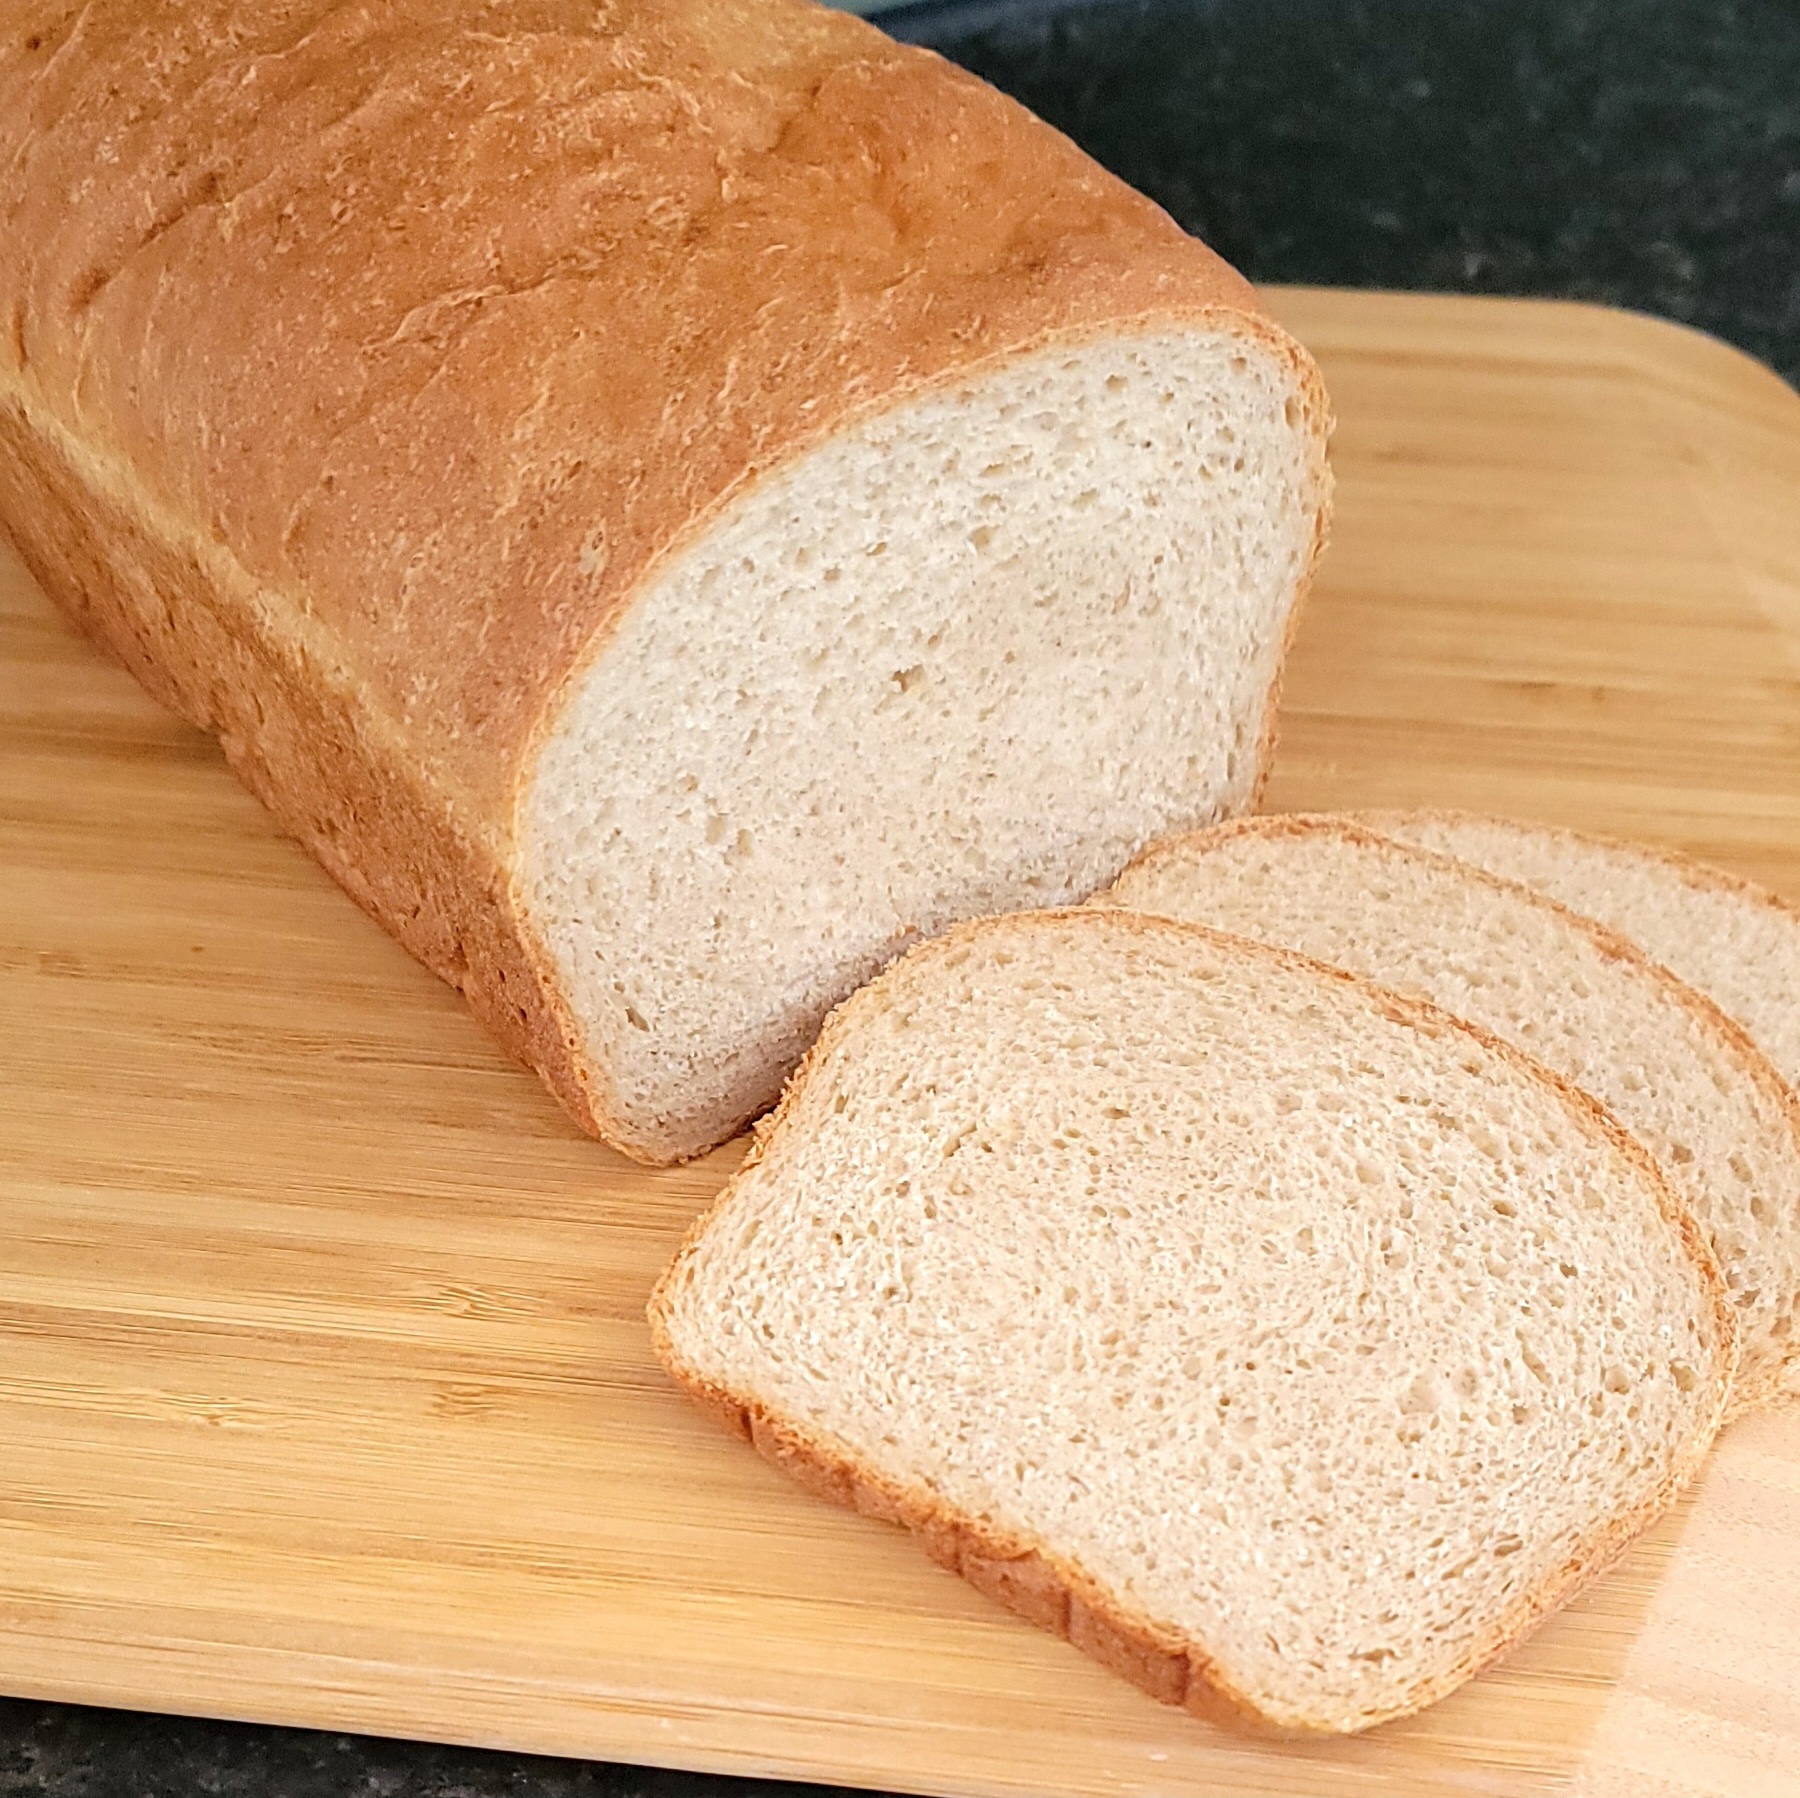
[2,288,1797,1798]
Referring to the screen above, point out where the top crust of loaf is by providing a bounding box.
[0,0,1323,818]
[651,908,1733,1734]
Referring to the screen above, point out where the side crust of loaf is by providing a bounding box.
[1111,814,1800,1415]
[649,908,1734,1734]
[0,386,601,1138]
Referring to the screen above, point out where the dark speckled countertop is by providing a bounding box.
[6,2,1798,1795]
[898,0,1800,389]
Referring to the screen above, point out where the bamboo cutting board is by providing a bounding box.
[3,288,1799,1798]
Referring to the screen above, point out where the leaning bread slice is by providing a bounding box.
[1360,811,1800,1098]
[651,909,1731,1735]
[1103,816,1800,1411]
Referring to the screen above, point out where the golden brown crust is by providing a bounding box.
[1120,812,1800,1413]
[0,388,611,1146]
[647,907,1734,1734]
[0,0,1328,1163]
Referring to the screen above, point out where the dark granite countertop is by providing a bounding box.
[901,0,1800,389]
[7,2,1798,1794]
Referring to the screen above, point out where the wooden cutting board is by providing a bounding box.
[2,288,1798,1798]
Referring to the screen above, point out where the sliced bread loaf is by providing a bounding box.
[651,909,1732,1734]
[0,0,1329,1164]
[1360,811,1800,1098]
[1103,816,1800,1412]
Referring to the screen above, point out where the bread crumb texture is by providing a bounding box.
[525,331,1317,1154]
[1364,810,1800,1100]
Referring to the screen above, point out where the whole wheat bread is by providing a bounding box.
[651,908,1732,1734]
[1103,815,1800,1411]
[1362,811,1800,1101]
[0,0,1330,1163]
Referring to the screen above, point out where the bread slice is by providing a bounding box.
[651,909,1732,1734]
[1103,816,1800,1412]
[0,0,1329,1164]
[1360,811,1800,1098]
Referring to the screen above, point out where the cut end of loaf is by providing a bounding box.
[520,324,1327,1161]
[651,909,1730,1732]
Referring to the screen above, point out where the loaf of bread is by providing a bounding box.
[0,0,1331,1162]
[1362,810,1800,1100]
[1103,815,1800,1411]
[651,908,1733,1733]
